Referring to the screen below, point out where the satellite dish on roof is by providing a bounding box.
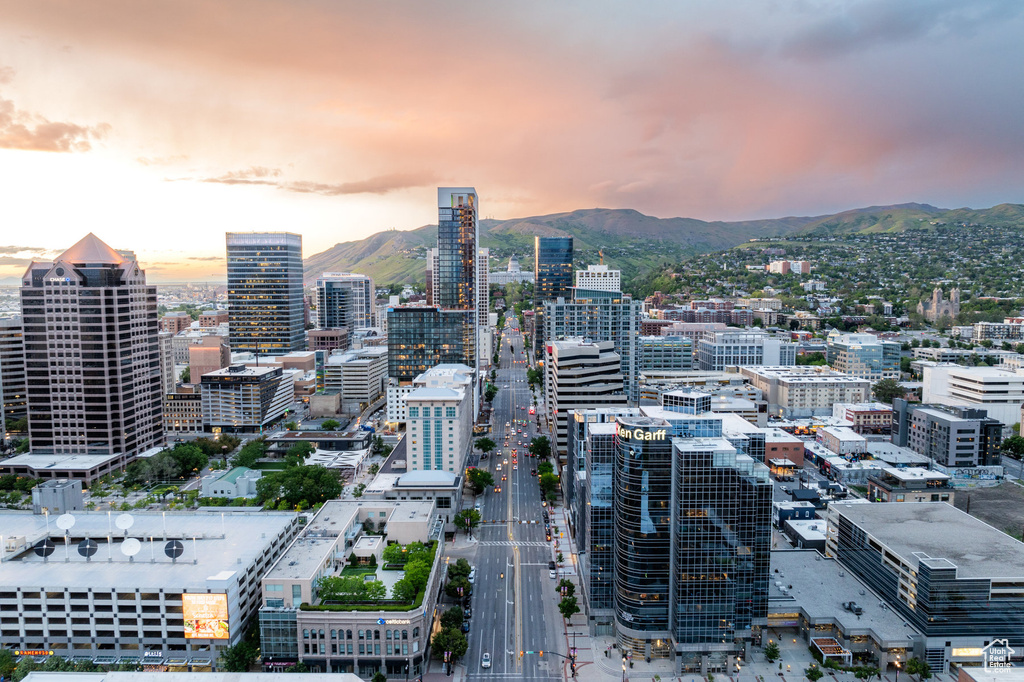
[115,513,135,530]
[78,538,99,558]
[164,540,184,559]
[56,513,76,531]
[121,538,142,558]
[33,538,56,557]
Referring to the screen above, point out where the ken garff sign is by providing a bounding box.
[617,427,667,441]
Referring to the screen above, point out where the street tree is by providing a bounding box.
[440,606,464,630]
[764,642,780,663]
[454,509,481,538]
[474,437,496,458]
[905,658,932,681]
[431,627,468,661]
[528,436,551,460]
[558,596,580,620]
[467,468,495,494]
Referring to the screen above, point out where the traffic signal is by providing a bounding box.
[539,651,544,657]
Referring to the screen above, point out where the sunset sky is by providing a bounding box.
[1,0,1023,282]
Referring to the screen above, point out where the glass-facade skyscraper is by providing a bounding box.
[226,232,305,354]
[534,236,573,302]
[315,272,374,334]
[533,236,573,356]
[436,188,478,312]
[386,307,475,381]
[601,406,772,672]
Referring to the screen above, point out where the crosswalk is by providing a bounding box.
[479,519,545,525]
[478,540,551,547]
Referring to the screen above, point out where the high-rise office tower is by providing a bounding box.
[534,236,573,355]
[545,340,628,459]
[20,233,163,456]
[544,288,642,405]
[315,272,375,336]
[606,409,772,671]
[226,232,304,354]
[0,316,27,441]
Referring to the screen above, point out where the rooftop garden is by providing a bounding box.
[301,540,437,612]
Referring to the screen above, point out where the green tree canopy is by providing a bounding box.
[474,437,496,456]
[220,642,259,672]
[448,557,471,581]
[529,436,552,460]
[440,606,464,630]
[431,627,468,661]
[872,378,905,404]
[454,509,481,537]
[1001,435,1024,460]
[558,595,580,619]
[321,419,341,430]
[255,465,342,508]
[467,468,495,494]
[231,439,267,468]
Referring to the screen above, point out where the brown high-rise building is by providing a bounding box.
[20,233,163,457]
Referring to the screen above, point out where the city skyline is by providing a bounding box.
[2,1,1024,283]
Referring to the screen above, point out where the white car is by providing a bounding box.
[482,653,491,668]
[468,569,476,584]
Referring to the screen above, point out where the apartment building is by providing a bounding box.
[575,264,621,292]
[405,378,474,473]
[385,364,473,424]
[826,502,1024,671]
[891,398,1002,467]
[740,366,871,418]
[696,330,796,372]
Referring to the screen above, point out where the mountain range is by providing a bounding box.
[302,202,1024,286]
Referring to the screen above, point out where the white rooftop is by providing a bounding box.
[0,511,297,590]
[2,452,123,471]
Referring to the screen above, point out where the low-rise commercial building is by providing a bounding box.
[258,500,444,678]
[866,467,954,504]
[831,402,893,435]
[826,502,1024,671]
[30,478,84,514]
[164,389,204,438]
[826,332,900,381]
[1,452,130,485]
[816,426,867,456]
[0,511,300,665]
[200,466,263,498]
[768,550,917,670]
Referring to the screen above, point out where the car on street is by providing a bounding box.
[462,622,470,633]
[531,469,537,476]
[481,653,491,668]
